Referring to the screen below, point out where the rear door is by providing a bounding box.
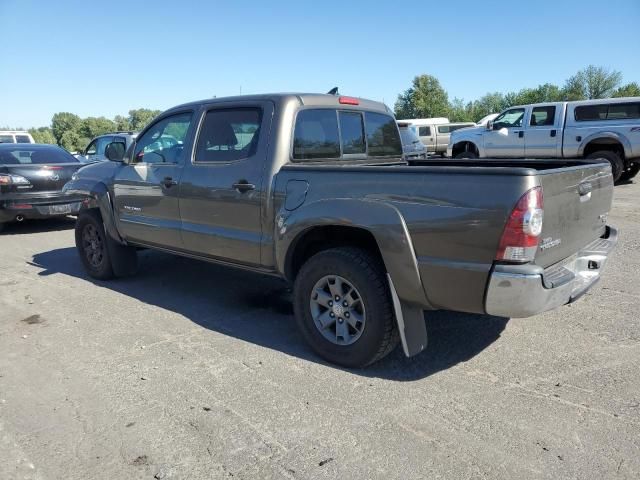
[179,101,273,266]
[525,105,561,157]
[112,111,195,249]
[535,163,613,268]
[484,107,526,157]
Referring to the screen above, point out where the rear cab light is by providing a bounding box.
[338,96,359,105]
[496,187,544,263]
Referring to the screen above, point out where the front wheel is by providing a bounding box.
[618,162,640,183]
[455,151,478,159]
[586,150,624,183]
[293,247,399,368]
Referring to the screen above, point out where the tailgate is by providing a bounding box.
[1,163,81,193]
[535,162,613,268]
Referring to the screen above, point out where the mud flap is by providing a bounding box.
[104,231,138,277]
[387,274,428,357]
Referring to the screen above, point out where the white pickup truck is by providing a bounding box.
[448,97,640,183]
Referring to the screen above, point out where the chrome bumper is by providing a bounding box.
[485,226,618,318]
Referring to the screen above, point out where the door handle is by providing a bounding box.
[550,130,557,137]
[162,176,177,188]
[233,181,256,193]
[516,131,524,138]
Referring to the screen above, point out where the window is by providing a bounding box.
[339,111,365,155]
[293,109,340,160]
[574,102,640,121]
[530,106,556,127]
[418,126,431,136]
[133,112,193,164]
[365,112,402,157]
[493,108,525,129]
[195,108,262,162]
[15,135,31,143]
[0,135,14,143]
[86,136,112,156]
[0,146,78,165]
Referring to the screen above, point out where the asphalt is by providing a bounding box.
[0,180,639,480]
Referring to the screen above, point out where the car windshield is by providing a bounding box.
[0,146,79,165]
[399,128,420,144]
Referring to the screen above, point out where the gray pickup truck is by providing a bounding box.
[64,93,618,367]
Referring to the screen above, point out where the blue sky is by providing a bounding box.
[1,0,639,128]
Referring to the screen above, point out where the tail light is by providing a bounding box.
[338,96,359,105]
[0,174,31,186]
[496,186,544,263]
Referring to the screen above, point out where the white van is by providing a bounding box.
[0,131,35,144]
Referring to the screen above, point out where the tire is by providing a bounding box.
[618,162,640,183]
[455,151,478,159]
[75,210,138,280]
[586,150,624,183]
[293,247,399,368]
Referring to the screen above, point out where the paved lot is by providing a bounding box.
[1,181,639,480]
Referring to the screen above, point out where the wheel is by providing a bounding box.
[618,162,640,183]
[455,151,478,159]
[586,150,624,183]
[76,211,115,279]
[75,210,138,280]
[293,247,399,368]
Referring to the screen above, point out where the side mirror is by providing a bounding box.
[486,120,493,131]
[104,142,126,162]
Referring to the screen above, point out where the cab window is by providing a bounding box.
[195,108,262,162]
[133,112,193,164]
[530,106,556,127]
[364,112,402,157]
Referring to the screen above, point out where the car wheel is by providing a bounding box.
[293,247,399,368]
[618,162,640,183]
[76,211,115,280]
[586,150,624,183]
[455,151,478,159]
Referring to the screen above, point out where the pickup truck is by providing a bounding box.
[447,97,640,183]
[64,93,618,368]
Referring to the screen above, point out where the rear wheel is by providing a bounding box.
[293,247,399,368]
[455,151,478,159]
[586,150,624,183]
[618,162,640,183]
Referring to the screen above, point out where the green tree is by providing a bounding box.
[80,116,116,139]
[562,65,622,100]
[471,92,508,120]
[394,75,449,119]
[612,82,640,98]
[51,112,81,144]
[60,130,83,152]
[114,115,131,131]
[507,83,564,106]
[128,108,162,130]
[28,127,56,144]
[448,98,474,122]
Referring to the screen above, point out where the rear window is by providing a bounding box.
[365,112,402,157]
[15,135,32,143]
[437,124,473,134]
[0,135,14,143]
[339,111,365,155]
[293,110,341,160]
[575,102,640,121]
[0,146,78,165]
[418,126,431,136]
[399,127,420,144]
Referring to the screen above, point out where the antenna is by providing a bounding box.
[327,87,339,95]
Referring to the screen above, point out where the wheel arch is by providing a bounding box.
[579,132,632,160]
[451,140,480,158]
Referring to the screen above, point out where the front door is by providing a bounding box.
[525,105,560,157]
[112,111,195,249]
[417,125,435,153]
[179,101,273,266]
[484,107,526,157]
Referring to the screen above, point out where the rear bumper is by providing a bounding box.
[484,226,618,318]
[0,192,83,222]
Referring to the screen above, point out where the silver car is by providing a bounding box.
[397,122,427,160]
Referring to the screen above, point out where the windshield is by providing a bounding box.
[0,146,79,165]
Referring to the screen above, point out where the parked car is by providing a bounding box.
[448,97,640,183]
[0,130,35,144]
[397,117,449,154]
[64,93,617,368]
[77,132,138,163]
[397,122,427,160]
[476,113,498,127]
[0,144,85,232]
[425,122,476,156]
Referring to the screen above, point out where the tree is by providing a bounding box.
[28,127,56,144]
[128,108,162,130]
[562,65,622,100]
[80,116,116,139]
[394,75,449,119]
[114,115,131,131]
[51,112,81,144]
[448,98,474,122]
[59,130,82,152]
[612,82,640,98]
